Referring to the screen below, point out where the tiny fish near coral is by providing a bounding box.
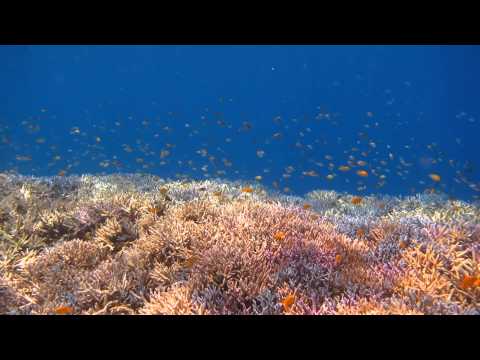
[335,254,343,266]
[351,196,363,205]
[281,294,295,312]
[459,275,480,290]
[241,186,254,194]
[274,231,286,241]
[54,306,73,315]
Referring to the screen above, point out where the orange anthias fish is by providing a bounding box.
[183,256,198,269]
[241,187,254,193]
[54,306,74,315]
[429,173,441,182]
[459,275,480,290]
[356,170,369,177]
[356,227,366,238]
[148,206,162,216]
[303,204,312,210]
[399,240,408,249]
[335,254,343,266]
[281,294,295,312]
[274,231,286,241]
[351,196,363,205]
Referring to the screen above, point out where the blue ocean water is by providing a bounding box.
[1,45,479,200]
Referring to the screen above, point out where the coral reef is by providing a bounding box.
[0,173,479,315]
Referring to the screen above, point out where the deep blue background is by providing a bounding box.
[1,45,479,200]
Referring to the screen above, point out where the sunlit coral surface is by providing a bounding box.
[1,173,479,315]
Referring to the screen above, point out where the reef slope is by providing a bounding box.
[1,173,479,315]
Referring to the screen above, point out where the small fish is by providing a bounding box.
[429,173,441,182]
[54,306,73,315]
[147,206,162,216]
[57,170,66,177]
[272,132,282,139]
[351,196,363,205]
[183,256,198,269]
[255,176,263,182]
[70,127,81,135]
[15,155,32,161]
[303,204,312,210]
[356,227,366,238]
[357,160,367,166]
[338,165,350,172]
[335,254,343,266]
[241,187,254,194]
[274,231,286,241]
[459,275,480,290]
[399,240,408,249]
[240,121,252,131]
[356,170,369,177]
[281,294,295,312]
[160,150,170,158]
[302,170,319,177]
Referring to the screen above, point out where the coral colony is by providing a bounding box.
[0,172,479,315]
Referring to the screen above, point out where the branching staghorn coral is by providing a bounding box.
[0,172,479,315]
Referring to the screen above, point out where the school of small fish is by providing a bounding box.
[0,103,478,201]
